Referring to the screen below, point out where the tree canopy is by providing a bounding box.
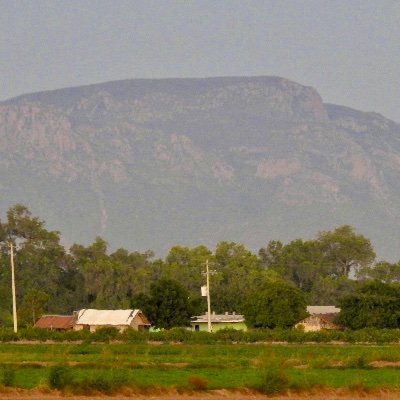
[336,281,400,329]
[132,278,199,329]
[0,204,396,330]
[242,280,308,328]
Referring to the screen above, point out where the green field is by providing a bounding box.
[1,343,400,393]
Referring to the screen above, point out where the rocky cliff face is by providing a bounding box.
[1,76,400,259]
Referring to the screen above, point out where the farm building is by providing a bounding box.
[73,309,151,332]
[295,306,341,332]
[34,315,75,331]
[191,312,247,332]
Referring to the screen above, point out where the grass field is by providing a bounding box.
[1,343,400,394]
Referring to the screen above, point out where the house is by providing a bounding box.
[295,306,341,332]
[34,315,75,331]
[191,312,247,332]
[73,309,151,332]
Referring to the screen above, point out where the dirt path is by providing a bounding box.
[1,388,400,399]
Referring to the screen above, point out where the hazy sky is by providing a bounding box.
[1,0,399,122]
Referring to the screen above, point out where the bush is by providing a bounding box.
[72,371,129,394]
[120,328,147,343]
[91,327,120,342]
[255,366,289,394]
[188,375,208,390]
[48,365,73,389]
[1,367,15,387]
[151,328,192,343]
[346,355,370,369]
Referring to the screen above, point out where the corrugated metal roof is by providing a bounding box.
[307,306,340,315]
[191,313,245,323]
[34,315,75,330]
[75,309,140,326]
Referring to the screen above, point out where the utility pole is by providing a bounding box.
[201,259,216,333]
[8,242,18,333]
[206,259,212,333]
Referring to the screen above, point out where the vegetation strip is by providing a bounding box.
[1,343,400,394]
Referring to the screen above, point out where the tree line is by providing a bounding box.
[1,204,400,330]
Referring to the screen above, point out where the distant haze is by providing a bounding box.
[1,0,399,122]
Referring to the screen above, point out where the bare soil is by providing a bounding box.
[1,388,400,399]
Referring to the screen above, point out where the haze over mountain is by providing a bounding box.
[1,76,400,260]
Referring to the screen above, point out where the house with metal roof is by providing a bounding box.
[73,309,151,332]
[190,312,247,332]
[295,306,342,332]
[34,315,75,331]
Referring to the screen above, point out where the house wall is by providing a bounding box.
[296,316,337,332]
[191,321,247,332]
[74,324,128,332]
[130,314,150,331]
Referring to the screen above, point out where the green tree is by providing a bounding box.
[260,239,328,291]
[308,275,357,305]
[0,205,76,319]
[336,280,400,329]
[18,288,50,326]
[317,225,375,277]
[163,245,212,295]
[357,261,400,283]
[70,236,108,264]
[242,280,307,328]
[143,278,198,329]
[79,258,135,308]
[212,242,268,313]
[259,240,284,268]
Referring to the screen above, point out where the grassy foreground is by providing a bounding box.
[1,343,400,394]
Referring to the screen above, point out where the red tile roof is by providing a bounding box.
[34,315,75,330]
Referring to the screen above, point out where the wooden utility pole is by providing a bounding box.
[8,242,18,333]
[206,259,212,333]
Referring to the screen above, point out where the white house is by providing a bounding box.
[73,309,151,332]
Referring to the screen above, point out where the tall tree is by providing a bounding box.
[260,239,328,291]
[317,225,375,277]
[308,275,357,305]
[18,288,50,326]
[212,242,268,313]
[0,204,74,319]
[163,245,212,295]
[357,261,400,283]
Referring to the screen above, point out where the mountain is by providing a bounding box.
[1,76,400,260]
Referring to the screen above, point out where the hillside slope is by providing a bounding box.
[1,76,400,259]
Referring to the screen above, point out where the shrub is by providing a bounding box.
[1,367,15,387]
[188,375,208,390]
[48,365,73,389]
[0,328,19,342]
[255,366,289,394]
[150,328,193,343]
[72,371,129,394]
[346,355,370,369]
[91,327,120,342]
[120,328,147,343]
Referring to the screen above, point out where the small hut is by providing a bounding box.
[34,315,75,331]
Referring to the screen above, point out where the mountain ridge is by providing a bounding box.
[1,76,400,260]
